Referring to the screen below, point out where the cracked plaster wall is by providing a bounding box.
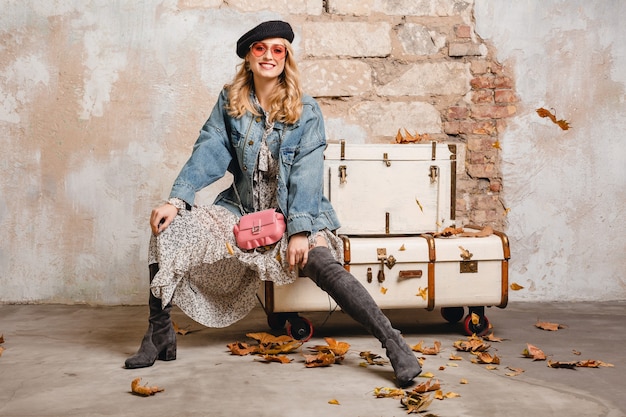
[0,0,624,304]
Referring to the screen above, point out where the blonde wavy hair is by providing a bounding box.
[226,41,303,125]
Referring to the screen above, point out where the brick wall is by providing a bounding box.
[177,0,516,229]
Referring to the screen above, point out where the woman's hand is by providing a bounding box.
[150,203,179,236]
[287,232,310,271]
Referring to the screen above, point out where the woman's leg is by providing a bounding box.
[124,263,177,369]
[302,243,421,387]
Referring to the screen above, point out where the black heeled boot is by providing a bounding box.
[302,246,421,387]
[124,263,177,369]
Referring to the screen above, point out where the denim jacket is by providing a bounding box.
[169,87,341,238]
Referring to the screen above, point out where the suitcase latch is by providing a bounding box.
[383,153,391,167]
[375,249,397,283]
[429,165,439,183]
[339,165,347,184]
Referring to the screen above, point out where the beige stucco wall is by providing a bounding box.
[1,0,624,304]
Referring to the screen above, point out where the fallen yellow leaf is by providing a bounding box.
[328,399,340,405]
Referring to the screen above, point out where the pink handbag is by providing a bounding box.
[233,209,286,250]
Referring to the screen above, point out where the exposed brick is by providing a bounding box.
[443,120,496,135]
[448,42,486,57]
[455,24,472,38]
[470,60,491,75]
[471,104,516,119]
[470,75,495,89]
[467,136,494,152]
[494,76,513,89]
[489,180,502,192]
[471,89,494,103]
[494,89,518,103]
[447,106,469,120]
[467,162,496,178]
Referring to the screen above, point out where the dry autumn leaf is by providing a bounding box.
[412,379,441,393]
[415,199,424,213]
[312,337,351,358]
[380,287,388,294]
[416,287,428,300]
[483,333,504,342]
[547,360,577,369]
[402,392,433,414]
[328,399,340,405]
[576,359,614,368]
[474,352,500,365]
[247,332,302,355]
[411,340,441,355]
[433,227,464,237]
[304,351,337,368]
[225,241,234,255]
[536,107,571,130]
[454,335,491,352]
[227,341,258,356]
[131,377,164,397]
[510,282,524,291]
[435,390,461,400]
[395,128,433,144]
[505,366,525,377]
[374,387,406,399]
[360,351,387,366]
[172,321,198,336]
[459,225,494,237]
[535,321,567,331]
[522,343,546,361]
[255,354,292,364]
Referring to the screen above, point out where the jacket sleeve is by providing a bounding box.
[169,90,233,206]
[284,101,327,237]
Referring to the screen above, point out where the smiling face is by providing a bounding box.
[247,37,287,83]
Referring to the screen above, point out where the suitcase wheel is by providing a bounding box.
[267,313,288,330]
[286,315,314,342]
[463,313,490,336]
[441,307,465,323]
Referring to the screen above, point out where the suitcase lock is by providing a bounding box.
[374,249,397,283]
[459,246,478,273]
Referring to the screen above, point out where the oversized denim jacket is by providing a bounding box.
[169,87,341,238]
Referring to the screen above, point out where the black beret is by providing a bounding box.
[236,20,294,58]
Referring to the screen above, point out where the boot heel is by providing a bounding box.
[158,343,177,361]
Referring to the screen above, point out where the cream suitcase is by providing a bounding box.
[258,141,509,340]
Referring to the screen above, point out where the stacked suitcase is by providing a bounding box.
[258,141,510,340]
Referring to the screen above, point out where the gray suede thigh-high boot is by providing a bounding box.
[124,263,177,369]
[302,246,421,387]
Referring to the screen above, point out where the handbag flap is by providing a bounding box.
[238,209,279,230]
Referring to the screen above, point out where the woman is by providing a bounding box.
[125,20,421,387]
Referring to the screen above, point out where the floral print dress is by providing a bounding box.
[148,104,343,328]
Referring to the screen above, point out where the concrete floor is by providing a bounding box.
[0,301,624,417]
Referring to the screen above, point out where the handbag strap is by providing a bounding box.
[232,181,247,216]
